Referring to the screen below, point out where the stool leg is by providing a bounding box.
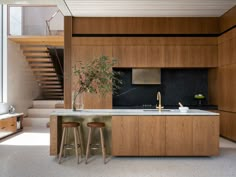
[99,128,106,164]
[85,127,92,164]
[78,126,84,157]
[73,127,79,164]
[58,127,66,164]
[63,128,68,157]
[76,127,83,159]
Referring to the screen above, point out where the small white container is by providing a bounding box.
[179,106,189,113]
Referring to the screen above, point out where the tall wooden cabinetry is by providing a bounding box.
[218,28,236,141]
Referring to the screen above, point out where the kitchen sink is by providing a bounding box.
[143,109,177,112]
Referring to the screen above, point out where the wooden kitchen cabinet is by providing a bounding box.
[164,45,218,67]
[193,116,219,156]
[139,116,165,156]
[112,46,147,67]
[146,46,165,67]
[220,111,236,141]
[112,116,139,156]
[112,116,165,156]
[166,116,193,155]
[0,117,17,139]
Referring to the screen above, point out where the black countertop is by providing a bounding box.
[113,105,218,110]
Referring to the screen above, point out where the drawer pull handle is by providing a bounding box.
[11,124,14,126]
[1,127,6,129]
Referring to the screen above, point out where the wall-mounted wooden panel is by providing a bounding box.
[208,69,218,106]
[73,17,219,34]
[71,45,112,109]
[220,5,236,33]
[64,16,72,108]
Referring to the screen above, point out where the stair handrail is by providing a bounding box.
[45,9,62,36]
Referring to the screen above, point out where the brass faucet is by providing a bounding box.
[156,91,163,112]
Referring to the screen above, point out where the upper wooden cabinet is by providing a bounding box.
[112,45,217,68]
[164,45,218,68]
[112,46,147,67]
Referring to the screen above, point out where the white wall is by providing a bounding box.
[7,40,41,115]
[22,6,64,35]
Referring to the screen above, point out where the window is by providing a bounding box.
[0,5,3,102]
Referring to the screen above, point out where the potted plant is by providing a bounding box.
[72,55,121,111]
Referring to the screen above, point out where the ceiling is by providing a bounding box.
[1,0,236,17]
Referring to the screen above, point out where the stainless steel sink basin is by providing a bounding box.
[143,109,176,112]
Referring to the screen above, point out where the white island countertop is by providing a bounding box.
[51,109,219,116]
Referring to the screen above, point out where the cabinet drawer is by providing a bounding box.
[0,117,17,138]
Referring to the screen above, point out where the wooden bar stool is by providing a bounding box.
[85,122,106,164]
[58,122,83,164]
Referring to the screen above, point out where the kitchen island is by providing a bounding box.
[50,109,219,156]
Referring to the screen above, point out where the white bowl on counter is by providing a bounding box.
[179,106,189,113]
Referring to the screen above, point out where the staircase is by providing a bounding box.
[23,100,64,127]
[22,46,63,99]
[8,36,64,100]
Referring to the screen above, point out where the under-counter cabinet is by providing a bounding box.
[112,116,139,156]
[165,116,193,156]
[112,115,219,156]
[112,116,165,156]
[138,116,165,156]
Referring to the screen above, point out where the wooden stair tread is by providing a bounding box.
[40,81,60,84]
[41,85,62,88]
[34,72,57,76]
[24,53,50,57]
[21,46,48,51]
[29,63,54,67]
[27,58,52,62]
[32,68,55,71]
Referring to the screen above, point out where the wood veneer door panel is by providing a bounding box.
[166,116,193,156]
[165,45,217,67]
[218,65,236,112]
[193,116,219,156]
[112,116,139,156]
[71,45,112,109]
[147,46,165,67]
[112,46,147,67]
[139,116,165,156]
[220,111,236,141]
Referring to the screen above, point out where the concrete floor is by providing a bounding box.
[0,127,236,177]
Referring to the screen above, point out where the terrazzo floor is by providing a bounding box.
[0,127,236,177]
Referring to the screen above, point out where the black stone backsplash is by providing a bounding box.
[113,68,209,107]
